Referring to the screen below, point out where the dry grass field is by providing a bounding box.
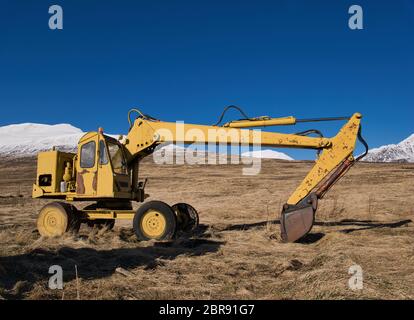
[0,156,413,300]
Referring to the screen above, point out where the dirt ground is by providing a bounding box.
[0,156,413,300]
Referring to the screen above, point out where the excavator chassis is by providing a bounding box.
[36,199,199,240]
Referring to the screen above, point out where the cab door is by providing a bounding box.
[96,138,115,197]
[76,134,99,196]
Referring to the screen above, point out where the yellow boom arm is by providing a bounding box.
[124,109,364,242]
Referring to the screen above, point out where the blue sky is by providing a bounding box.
[0,0,413,159]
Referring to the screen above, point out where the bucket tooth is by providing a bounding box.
[280,193,318,243]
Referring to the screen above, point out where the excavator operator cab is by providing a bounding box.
[75,131,131,199]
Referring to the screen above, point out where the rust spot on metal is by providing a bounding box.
[92,171,98,192]
[76,171,86,194]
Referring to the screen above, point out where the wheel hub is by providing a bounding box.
[47,216,57,226]
[141,210,166,238]
[39,207,67,236]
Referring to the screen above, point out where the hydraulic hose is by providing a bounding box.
[212,105,250,126]
[356,126,369,161]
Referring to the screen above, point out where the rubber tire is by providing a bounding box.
[172,203,199,232]
[37,202,80,237]
[133,201,177,241]
[83,204,115,230]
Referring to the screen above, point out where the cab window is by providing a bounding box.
[80,141,96,168]
[99,140,109,165]
[107,142,127,174]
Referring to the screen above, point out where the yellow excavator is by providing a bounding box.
[32,106,368,242]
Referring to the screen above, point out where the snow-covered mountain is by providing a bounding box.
[364,134,414,163]
[0,123,84,156]
[2,123,413,162]
[0,122,294,161]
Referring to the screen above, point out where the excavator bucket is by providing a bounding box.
[280,193,318,242]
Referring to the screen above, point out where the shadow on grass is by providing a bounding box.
[221,218,411,233]
[0,238,223,298]
[219,218,412,243]
[315,219,412,234]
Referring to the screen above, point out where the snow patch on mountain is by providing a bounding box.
[154,144,187,153]
[364,134,414,163]
[154,144,293,160]
[241,149,294,160]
